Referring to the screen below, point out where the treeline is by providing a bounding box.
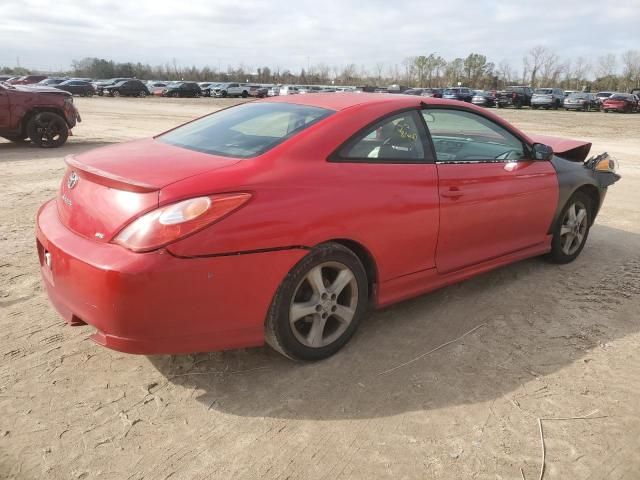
[4,47,640,92]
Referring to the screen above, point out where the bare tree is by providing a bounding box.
[597,54,617,78]
[621,50,640,89]
[413,56,428,87]
[571,56,591,89]
[523,46,553,87]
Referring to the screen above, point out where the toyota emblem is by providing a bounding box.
[67,171,79,189]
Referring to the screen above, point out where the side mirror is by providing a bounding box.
[532,143,553,161]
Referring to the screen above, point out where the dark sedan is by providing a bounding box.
[103,80,150,97]
[471,90,497,107]
[162,82,202,98]
[442,87,473,102]
[564,93,599,111]
[55,80,95,97]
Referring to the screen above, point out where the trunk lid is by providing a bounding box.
[56,138,241,242]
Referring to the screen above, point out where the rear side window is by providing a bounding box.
[159,102,333,158]
[337,111,428,163]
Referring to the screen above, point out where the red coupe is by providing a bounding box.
[36,94,620,360]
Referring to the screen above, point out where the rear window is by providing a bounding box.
[158,102,333,158]
[609,94,630,100]
[534,89,553,94]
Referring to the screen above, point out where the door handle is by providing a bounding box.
[441,187,464,199]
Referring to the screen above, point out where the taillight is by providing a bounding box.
[512,92,517,99]
[113,193,251,252]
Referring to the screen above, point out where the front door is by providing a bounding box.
[421,108,558,273]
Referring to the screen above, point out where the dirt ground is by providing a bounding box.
[1,97,639,480]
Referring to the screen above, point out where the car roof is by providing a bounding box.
[262,92,445,111]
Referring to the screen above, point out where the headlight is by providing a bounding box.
[586,152,618,173]
[595,156,618,173]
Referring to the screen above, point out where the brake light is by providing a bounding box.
[512,92,517,99]
[113,193,251,252]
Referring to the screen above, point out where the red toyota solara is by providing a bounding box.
[36,94,620,360]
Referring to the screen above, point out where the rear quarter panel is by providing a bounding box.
[165,102,441,283]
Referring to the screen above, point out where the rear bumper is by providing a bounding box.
[531,101,555,107]
[35,200,306,354]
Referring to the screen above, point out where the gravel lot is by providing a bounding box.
[1,96,639,480]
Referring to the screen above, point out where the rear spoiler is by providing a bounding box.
[65,155,158,193]
[529,134,592,162]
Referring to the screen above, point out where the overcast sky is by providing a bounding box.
[1,0,639,73]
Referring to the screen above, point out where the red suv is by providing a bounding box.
[0,82,81,147]
[8,75,48,85]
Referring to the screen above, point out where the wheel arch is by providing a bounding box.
[321,238,378,304]
[21,107,70,132]
[573,184,601,225]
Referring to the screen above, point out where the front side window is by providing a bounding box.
[422,109,526,162]
[159,102,333,158]
[338,111,427,162]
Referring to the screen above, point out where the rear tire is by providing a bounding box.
[548,192,593,264]
[265,243,369,361]
[26,112,69,148]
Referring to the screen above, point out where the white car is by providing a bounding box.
[279,85,300,96]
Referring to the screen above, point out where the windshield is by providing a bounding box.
[443,89,459,94]
[609,94,630,100]
[158,102,334,158]
[534,89,553,94]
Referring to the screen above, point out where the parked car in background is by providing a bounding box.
[496,86,533,108]
[602,93,639,113]
[471,90,497,107]
[0,81,80,147]
[55,80,95,97]
[103,80,150,97]
[0,75,13,82]
[630,88,640,97]
[403,88,443,97]
[227,84,252,98]
[564,92,600,111]
[267,85,281,96]
[249,85,268,98]
[35,94,620,360]
[421,88,443,98]
[595,91,615,105]
[162,82,202,98]
[279,85,301,96]
[147,82,169,96]
[95,78,131,96]
[38,78,68,86]
[564,90,578,97]
[198,82,218,97]
[8,75,48,85]
[442,87,473,102]
[530,88,564,110]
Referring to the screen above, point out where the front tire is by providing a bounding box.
[549,192,593,264]
[265,243,369,361]
[26,112,69,148]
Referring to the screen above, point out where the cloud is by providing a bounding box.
[1,0,639,73]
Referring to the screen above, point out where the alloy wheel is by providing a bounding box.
[559,201,588,255]
[289,261,358,348]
